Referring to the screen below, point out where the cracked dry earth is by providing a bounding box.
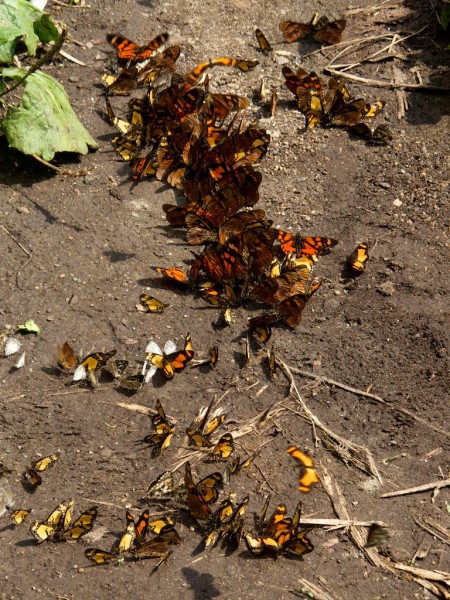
[0,0,449,599]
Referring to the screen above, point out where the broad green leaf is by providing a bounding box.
[17,319,40,334]
[0,0,59,63]
[2,68,97,160]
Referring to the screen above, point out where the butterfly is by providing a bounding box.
[144,334,194,381]
[365,523,390,548]
[184,462,213,521]
[255,28,272,52]
[107,32,169,66]
[62,507,98,541]
[277,278,322,329]
[143,400,174,457]
[250,322,272,344]
[107,359,129,380]
[251,268,314,305]
[186,399,226,448]
[146,470,175,500]
[190,346,219,368]
[248,498,314,557]
[132,524,181,562]
[117,520,136,554]
[10,508,32,525]
[154,266,190,286]
[287,446,319,493]
[207,495,249,549]
[57,342,78,370]
[276,231,338,256]
[117,372,145,391]
[348,242,369,272]
[212,433,234,460]
[350,123,393,145]
[84,548,120,565]
[139,293,169,314]
[279,14,346,45]
[31,502,97,543]
[147,515,175,536]
[73,350,117,383]
[24,451,60,488]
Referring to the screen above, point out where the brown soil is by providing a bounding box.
[0,1,449,599]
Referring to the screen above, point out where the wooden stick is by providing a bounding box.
[0,225,31,256]
[323,67,450,92]
[287,365,450,440]
[380,479,450,498]
[295,578,343,600]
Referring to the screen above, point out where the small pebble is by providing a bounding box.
[377,282,395,296]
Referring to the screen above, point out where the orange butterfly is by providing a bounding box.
[144,334,194,381]
[279,14,346,45]
[154,266,190,286]
[107,32,169,65]
[287,446,319,493]
[348,242,369,272]
[184,463,214,521]
[277,230,338,256]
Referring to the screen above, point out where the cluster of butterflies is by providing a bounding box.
[103,28,374,342]
[85,508,182,567]
[282,66,392,143]
[143,399,245,465]
[10,499,97,543]
[56,334,218,390]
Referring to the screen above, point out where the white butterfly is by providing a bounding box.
[4,338,21,357]
[142,340,177,382]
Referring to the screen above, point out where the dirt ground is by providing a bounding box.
[0,0,449,598]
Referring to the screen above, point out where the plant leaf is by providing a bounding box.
[2,68,97,160]
[17,319,40,334]
[0,0,58,63]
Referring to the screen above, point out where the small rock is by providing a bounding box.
[393,198,402,207]
[17,206,30,214]
[377,282,395,296]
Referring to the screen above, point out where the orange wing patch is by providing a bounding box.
[287,445,319,493]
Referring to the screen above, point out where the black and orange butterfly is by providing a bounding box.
[107,32,169,66]
[280,14,346,45]
[144,334,194,381]
[255,28,272,52]
[143,400,175,457]
[184,462,215,521]
[350,123,393,145]
[186,399,226,448]
[287,446,319,493]
[251,268,313,306]
[277,230,338,256]
[348,242,369,272]
[212,433,234,460]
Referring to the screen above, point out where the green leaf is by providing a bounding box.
[0,0,59,63]
[441,6,450,29]
[17,319,40,334]
[2,68,97,160]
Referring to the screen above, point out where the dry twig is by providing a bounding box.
[294,578,343,600]
[323,67,450,92]
[380,479,450,498]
